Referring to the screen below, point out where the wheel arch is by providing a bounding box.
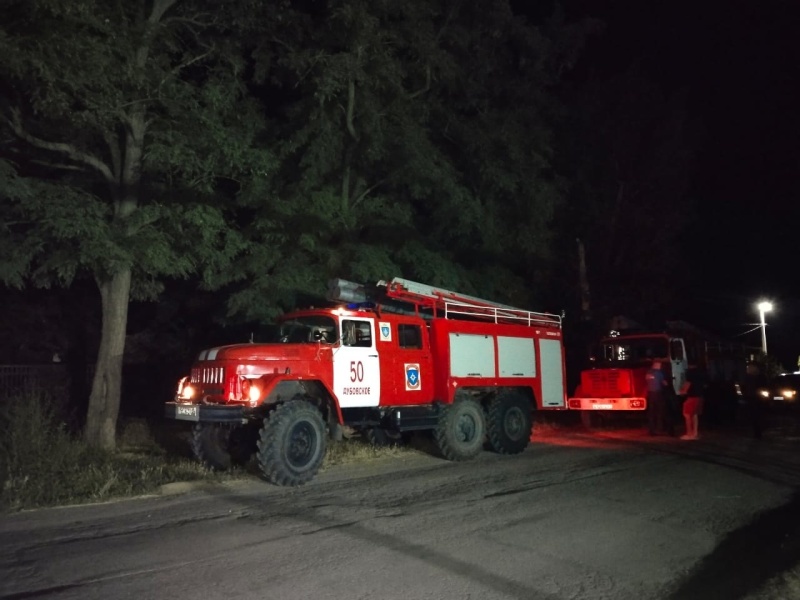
[260,378,344,430]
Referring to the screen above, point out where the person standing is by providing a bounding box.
[646,361,668,435]
[742,362,768,439]
[680,372,704,440]
[662,362,677,436]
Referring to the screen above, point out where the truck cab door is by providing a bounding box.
[669,338,688,394]
[378,321,434,406]
[333,317,381,407]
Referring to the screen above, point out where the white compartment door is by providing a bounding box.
[449,333,495,377]
[539,339,565,407]
[498,336,536,377]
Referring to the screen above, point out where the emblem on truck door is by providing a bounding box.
[379,322,392,341]
[405,363,421,390]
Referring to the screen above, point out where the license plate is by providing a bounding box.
[176,405,199,419]
[773,396,785,401]
[592,404,613,410]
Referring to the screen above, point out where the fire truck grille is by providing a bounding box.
[191,367,225,386]
[584,371,622,396]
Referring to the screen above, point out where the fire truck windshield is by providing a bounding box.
[274,316,338,344]
[597,337,669,365]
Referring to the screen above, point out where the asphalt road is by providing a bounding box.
[2,427,799,600]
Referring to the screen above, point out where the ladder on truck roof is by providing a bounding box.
[378,277,562,328]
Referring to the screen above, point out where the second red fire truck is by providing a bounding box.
[568,321,747,426]
[165,277,567,486]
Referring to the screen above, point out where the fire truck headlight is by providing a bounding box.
[241,378,261,403]
[242,378,261,406]
[176,376,195,401]
[248,385,261,403]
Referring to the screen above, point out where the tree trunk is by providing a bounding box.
[84,95,143,450]
[576,238,592,322]
[85,268,132,450]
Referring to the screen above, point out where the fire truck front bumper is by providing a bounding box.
[567,397,647,411]
[165,402,248,424]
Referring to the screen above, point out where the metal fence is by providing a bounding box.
[0,364,71,398]
[0,363,188,418]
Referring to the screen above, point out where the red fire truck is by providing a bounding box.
[567,321,747,426]
[165,277,567,486]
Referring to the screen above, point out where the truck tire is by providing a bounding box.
[191,423,255,471]
[486,392,532,455]
[581,410,602,429]
[257,399,327,486]
[434,399,486,461]
[365,427,406,447]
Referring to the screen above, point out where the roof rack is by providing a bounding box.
[378,277,561,328]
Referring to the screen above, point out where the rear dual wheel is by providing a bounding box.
[486,392,532,455]
[581,410,604,429]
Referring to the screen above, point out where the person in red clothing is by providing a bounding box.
[680,374,704,440]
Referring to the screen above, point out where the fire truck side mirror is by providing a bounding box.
[310,328,333,343]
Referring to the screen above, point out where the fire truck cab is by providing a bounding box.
[165,277,566,486]
[568,332,688,413]
[568,322,747,426]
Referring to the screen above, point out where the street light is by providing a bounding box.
[757,301,773,355]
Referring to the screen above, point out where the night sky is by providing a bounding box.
[555,0,800,368]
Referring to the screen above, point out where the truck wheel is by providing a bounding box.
[486,392,532,455]
[191,423,255,471]
[434,399,486,461]
[365,427,405,447]
[257,399,327,486]
[581,410,601,429]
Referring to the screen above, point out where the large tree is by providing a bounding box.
[0,0,269,448]
[1,0,596,443]
[225,0,592,322]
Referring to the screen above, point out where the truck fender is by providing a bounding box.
[249,374,345,425]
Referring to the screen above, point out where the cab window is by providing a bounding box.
[342,320,373,347]
[670,340,685,361]
[398,324,422,349]
[277,316,337,344]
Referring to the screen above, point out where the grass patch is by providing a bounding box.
[0,393,561,512]
[0,393,233,512]
[0,393,427,512]
[322,435,420,469]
